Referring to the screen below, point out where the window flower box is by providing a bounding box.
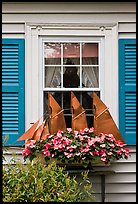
[22,127,129,169]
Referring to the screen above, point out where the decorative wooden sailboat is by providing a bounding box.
[71,91,88,131]
[92,92,125,143]
[17,92,125,143]
[48,92,66,134]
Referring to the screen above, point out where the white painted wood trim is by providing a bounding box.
[25,23,119,131]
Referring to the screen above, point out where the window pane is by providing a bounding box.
[44,43,61,65]
[45,67,61,87]
[63,43,80,65]
[82,67,99,88]
[43,91,99,128]
[63,66,80,88]
[82,43,98,65]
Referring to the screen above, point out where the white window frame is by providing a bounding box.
[40,37,104,119]
[25,23,118,130]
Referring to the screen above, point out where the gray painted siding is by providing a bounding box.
[3,146,136,202]
[2,2,136,202]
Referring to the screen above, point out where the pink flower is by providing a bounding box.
[74,135,79,139]
[57,130,63,134]
[56,132,62,138]
[101,152,106,157]
[66,153,74,158]
[89,127,95,133]
[108,151,113,156]
[93,150,99,156]
[100,144,106,148]
[44,143,51,150]
[74,130,79,135]
[116,150,122,155]
[65,139,72,145]
[81,148,90,153]
[99,149,106,156]
[43,149,50,156]
[64,152,69,156]
[94,137,101,142]
[100,133,106,141]
[88,139,94,146]
[101,157,106,162]
[80,129,85,135]
[71,145,77,149]
[89,152,93,156]
[52,138,58,145]
[22,127,130,166]
[84,128,89,132]
[109,144,115,148]
[124,148,129,157]
[106,134,115,142]
[67,146,73,152]
[78,135,84,141]
[26,140,36,148]
[67,128,72,133]
[75,152,81,156]
[22,148,30,156]
[116,140,126,147]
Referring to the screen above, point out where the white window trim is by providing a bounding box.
[25,23,118,130]
[40,37,103,116]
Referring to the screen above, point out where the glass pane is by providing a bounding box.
[44,43,61,65]
[82,43,98,65]
[82,67,99,88]
[63,66,80,88]
[63,43,80,65]
[43,91,100,128]
[45,67,61,88]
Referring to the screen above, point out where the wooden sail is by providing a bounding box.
[48,92,66,134]
[32,121,45,141]
[92,92,125,142]
[25,120,49,144]
[71,92,88,131]
[17,119,40,141]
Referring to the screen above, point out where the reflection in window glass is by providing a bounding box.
[44,43,61,65]
[63,43,80,65]
[82,43,98,65]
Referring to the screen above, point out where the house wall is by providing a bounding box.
[2,2,136,202]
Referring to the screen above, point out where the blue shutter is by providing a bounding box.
[119,39,136,145]
[2,39,25,146]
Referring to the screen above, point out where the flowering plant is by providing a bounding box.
[22,127,129,168]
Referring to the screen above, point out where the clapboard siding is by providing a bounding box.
[2,2,136,13]
[106,194,136,202]
[2,2,136,202]
[3,146,136,202]
[2,13,136,24]
[2,23,25,33]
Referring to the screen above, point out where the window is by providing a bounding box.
[26,24,118,140]
[42,39,102,128]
